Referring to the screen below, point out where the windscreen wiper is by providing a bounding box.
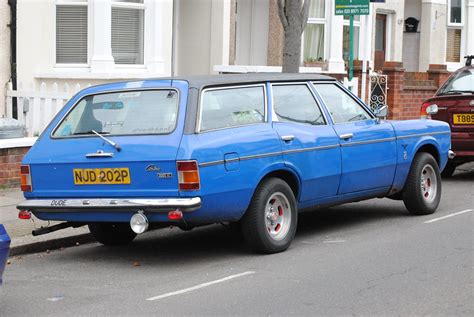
[91,130,121,152]
[438,90,474,95]
[73,130,121,152]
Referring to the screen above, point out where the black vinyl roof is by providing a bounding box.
[159,73,336,90]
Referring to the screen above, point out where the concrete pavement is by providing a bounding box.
[0,188,92,256]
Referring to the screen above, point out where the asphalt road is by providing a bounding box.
[1,164,473,316]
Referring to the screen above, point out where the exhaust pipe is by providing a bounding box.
[130,211,149,234]
[448,150,456,160]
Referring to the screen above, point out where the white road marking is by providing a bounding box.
[323,239,346,243]
[146,271,255,301]
[424,209,473,224]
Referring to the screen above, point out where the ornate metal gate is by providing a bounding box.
[369,71,388,111]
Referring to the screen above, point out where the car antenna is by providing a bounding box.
[465,55,474,67]
[168,0,176,99]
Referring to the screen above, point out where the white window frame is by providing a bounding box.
[54,0,90,68]
[447,0,465,27]
[302,1,328,63]
[111,0,146,67]
[446,0,466,69]
[342,16,361,61]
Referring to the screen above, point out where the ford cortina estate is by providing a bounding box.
[17,74,452,253]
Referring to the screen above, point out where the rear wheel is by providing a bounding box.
[402,153,441,215]
[241,178,297,253]
[88,223,137,246]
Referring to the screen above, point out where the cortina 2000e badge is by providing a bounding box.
[145,164,173,179]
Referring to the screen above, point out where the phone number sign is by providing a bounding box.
[335,0,370,15]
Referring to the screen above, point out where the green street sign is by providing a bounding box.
[335,0,370,15]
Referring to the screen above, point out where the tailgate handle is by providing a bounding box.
[86,150,114,158]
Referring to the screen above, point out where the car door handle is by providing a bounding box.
[339,133,353,140]
[281,135,295,142]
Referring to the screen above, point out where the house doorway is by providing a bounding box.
[374,14,386,71]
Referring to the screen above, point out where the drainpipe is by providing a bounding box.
[7,0,17,119]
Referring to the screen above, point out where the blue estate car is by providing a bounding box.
[17,74,452,253]
[0,224,11,285]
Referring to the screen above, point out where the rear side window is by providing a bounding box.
[199,85,265,132]
[313,83,372,124]
[272,84,325,125]
[53,89,179,137]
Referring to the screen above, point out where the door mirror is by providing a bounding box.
[374,105,389,119]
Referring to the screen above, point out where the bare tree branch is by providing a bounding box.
[300,0,310,33]
[277,0,288,28]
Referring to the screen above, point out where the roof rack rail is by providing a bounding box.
[465,55,474,67]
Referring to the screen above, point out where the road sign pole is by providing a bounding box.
[349,15,354,82]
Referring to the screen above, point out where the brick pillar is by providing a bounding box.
[427,64,451,88]
[382,61,405,120]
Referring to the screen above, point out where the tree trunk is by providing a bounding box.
[277,0,310,73]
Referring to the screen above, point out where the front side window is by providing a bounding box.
[56,1,88,64]
[304,0,326,62]
[272,84,325,125]
[112,0,145,64]
[313,84,372,124]
[200,86,265,132]
[53,90,179,137]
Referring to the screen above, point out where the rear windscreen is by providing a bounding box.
[52,89,179,137]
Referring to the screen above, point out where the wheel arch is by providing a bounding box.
[414,139,441,166]
[255,166,302,202]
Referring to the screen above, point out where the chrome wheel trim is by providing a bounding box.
[265,192,291,241]
[420,164,437,203]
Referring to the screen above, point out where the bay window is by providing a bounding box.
[343,16,360,62]
[56,0,88,64]
[111,0,145,65]
[303,0,326,62]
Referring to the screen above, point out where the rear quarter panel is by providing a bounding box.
[390,119,451,192]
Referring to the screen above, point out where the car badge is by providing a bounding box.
[145,164,160,172]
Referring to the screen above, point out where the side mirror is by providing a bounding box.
[374,105,389,119]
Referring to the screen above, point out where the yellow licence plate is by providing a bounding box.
[453,113,474,124]
[73,168,131,185]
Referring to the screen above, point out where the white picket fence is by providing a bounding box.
[5,81,91,137]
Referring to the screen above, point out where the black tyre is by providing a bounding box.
[402,152,441,215]
[441,161,456,178]
[241,178,297,253]
[88,223,137,246]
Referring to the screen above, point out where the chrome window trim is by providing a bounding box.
[50,87,181,139]
[311,81,375,125]
[196,83,268,133]
[197,131,448,167]
[270,81,329,125]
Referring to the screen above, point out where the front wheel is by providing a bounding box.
[88,223,137,246]
[241,178,297,254]
[441,161,456,178]
[402,152,441,215]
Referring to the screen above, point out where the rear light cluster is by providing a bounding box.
[177,160,200,191]
[420,102,439,119]
[20,165,32,192]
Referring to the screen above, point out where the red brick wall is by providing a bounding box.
[0,147,30,188]
[383,62,450,120]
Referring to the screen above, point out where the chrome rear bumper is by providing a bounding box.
[17,197,201,213]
